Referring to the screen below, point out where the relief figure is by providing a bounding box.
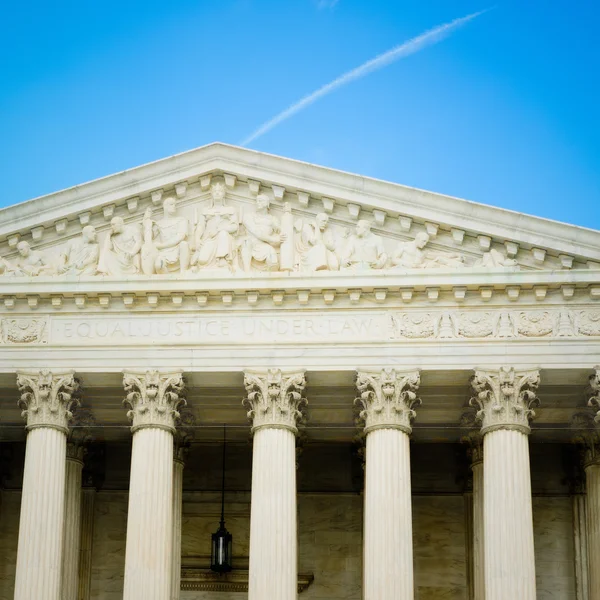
[341,220,387,270]
[240,193,284,272]
[141,198,190,275]
[191,183,239,271]
[392,232,464,269]
[298,213,339,271]
[0,241,56,277]
[98,217,142,275]
[476,248,518,268]
[59,226,99,275]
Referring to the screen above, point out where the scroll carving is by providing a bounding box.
[355,368,421,434]
[122,369,186,432]
[16,369,80,432]
[469,367,540,434]
[243,368,307,434]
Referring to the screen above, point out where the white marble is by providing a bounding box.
[61,448,84,600]
[78,487,96,600]
[171,454,184,600]
[585,461,600,600]
[472,453,484,599]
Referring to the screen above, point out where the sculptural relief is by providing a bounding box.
[476,248,518,268]
[98,217,142,276]
[141,198,190,275]
[191,183,239,271]
[1,318,47,344]
[392,232,465,269]
[0,241,56,277]
[59,226,99,275]
[240,194,285,272]
[297,213,340,272]
[341,220,387,270]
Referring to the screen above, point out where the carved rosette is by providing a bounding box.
[469,367,540,435]
[122,370,186,433]
[355,368,421,435]
[243,368,307,434]
[588,367,600,423]
[16,369,80,433]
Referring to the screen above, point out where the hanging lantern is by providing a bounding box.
[211,425,233,573]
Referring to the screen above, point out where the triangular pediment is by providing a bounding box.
[1,143,599,280]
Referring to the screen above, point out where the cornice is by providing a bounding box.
[1,142,599,263]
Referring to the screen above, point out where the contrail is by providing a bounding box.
[240,8,492,146]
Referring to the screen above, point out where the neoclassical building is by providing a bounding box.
[0,143,599,600]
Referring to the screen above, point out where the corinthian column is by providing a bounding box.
[586,369,600,600]
[13,369,80,600]
[243,368,307,600]
[356,368,421,600]
[470,366,540,600]
[122,370,186,600]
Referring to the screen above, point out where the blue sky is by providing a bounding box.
[0,0,598,228]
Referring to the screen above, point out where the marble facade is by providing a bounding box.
[0,143,599,599]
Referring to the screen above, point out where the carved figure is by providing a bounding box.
[477,248,518,268]
[241,194,284,272]
[341,220,387,270]
[98,217,142,276]
[191,183,239,271]
[141,198,190,274]
[392,232,464,269]
[59,226,99,275]
[0,241,56,277]
[299,213,339,271]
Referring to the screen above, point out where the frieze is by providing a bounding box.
[0,183,526,279]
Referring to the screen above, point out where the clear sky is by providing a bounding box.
[0,0,598,228]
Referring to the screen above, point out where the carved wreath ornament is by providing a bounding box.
[355,368,421,434]
[16,369,80,432]
[243,369,307,433]
[469,366,540,434]
[122,369,186,432]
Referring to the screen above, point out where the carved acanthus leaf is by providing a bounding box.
[243,368,307,433]
[122,369,186,433]
[588,368,600,423]
[16,369,81,432]
[355,368,421,434]
[469,367,540,434]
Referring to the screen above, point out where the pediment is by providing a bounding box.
[1,143,599,282]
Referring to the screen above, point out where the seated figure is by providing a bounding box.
[477,248,518,268]
[98,217,142,275]
[191,182,239,271]
[59,226,99,275]
[341,220,387,270]
[241,194,284,272]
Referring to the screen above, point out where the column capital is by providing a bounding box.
[462,430,484,466]
[243,368,306,434]
[470,366,540,435]
[174,409,195,464]
[355,368,421,435]
[588,366,600,423]
[16,369,80,433]
[122,369,186,433]
[67,408,95,463]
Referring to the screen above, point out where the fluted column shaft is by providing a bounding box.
[78,487,96,600]
[61,447,84,600]
[363,428,413,599]
[470,367,540,600]
[248,427,298,599]
[356,368,421,600]
[171,456,184,600]
[483,429,536,598]
[244,368,307,600]
[13,369,80,600]
[586,460,600,600]
[472,457,485,600]
[572,491,589,600]
[14,427,67,600]
[122,369,186,600]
